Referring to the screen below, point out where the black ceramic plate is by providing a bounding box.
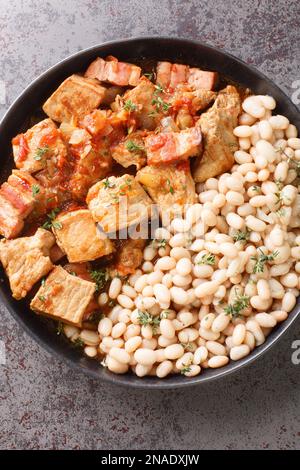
[1,37,300,389]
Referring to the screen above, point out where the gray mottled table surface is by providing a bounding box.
[0,0,300,450]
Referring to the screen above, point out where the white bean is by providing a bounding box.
[165,344,184,360]
[160,319,176,339]
[176,257,192,276]
[230,345,250,361]
[246,320,265,345]
[255,313,276,328]
[195,281,219,298]
[156,256,176,271]
[208,355,229,368]
[106,356,128,374]
[282,292,296,312]
[125,336,142,353]
[242,96,265,118]
[156,360,173,378]
[134,348,157,366]
[109,278,122,299]
[98,318,113,337]
[80,330,100,346]
[232,324,246,346]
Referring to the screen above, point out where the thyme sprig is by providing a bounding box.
[251,248,279,273]
[224,293,250,319]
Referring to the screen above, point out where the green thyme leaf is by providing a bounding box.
[89,269,110,292]
[152,95,170,113]
[181,365,192,374]
[56,321,64,336]
[123,100,137,112]
[137,311,160,333]
[154,83,164,94]
[73,337,85,348]
[32,184,40,197]
[224,293,250,319]
[103,178,115,189]
[125,140,144,152]
[233,230,250,243]
[144,72,154,81]
[166,178,174,194]
[160,309,172,319]
[52,221,62,230]
[197,253,215,266]
[34,146,49,161]
[42,208,61,230]
[251,249,279,274]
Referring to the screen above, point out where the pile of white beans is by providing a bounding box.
[64,93,300,379]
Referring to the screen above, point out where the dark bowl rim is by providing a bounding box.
[1,36,299,390]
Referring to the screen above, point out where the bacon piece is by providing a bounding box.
[0,170,44,239]
[85,56,141,87]
[188,68,217,91]
[156,61,217,91]
[145,127,202,165]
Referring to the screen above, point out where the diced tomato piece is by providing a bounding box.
[40,129,59,146]
[146,133,168,151]
[16,135,30,162]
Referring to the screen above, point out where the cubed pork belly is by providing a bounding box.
[145,127,202,165]
[85,56,141,87]
[111,131,147,170]
[52,208,114,263]
[113,77,166,130]
[12,119,67,173]
[137,162,197,224]
[156,61,217,92]
[0,228,54,299]
[171,86,217,116]
[0,170,44,239]
[63,262,100,320]
[30,265,96,327]
[193,85,241,182]
[110,239,146,276]
[42,75,106,123]
[86,174,153,234]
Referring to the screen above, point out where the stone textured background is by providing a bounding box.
[0,0,300,450]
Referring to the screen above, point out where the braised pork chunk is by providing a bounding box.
[43,75,106,123]
[30,265,96,327]
[87,174,153,234]
[137,162,197,223]
[171,86,217,116]
[111,131,147,170]
[0,228,54,299]
[113,77,165,130]
[85,56,141,87]
[12,119,67,173]
[193,85,241,182]
[52,209,114,263]
[0,170,44,239]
